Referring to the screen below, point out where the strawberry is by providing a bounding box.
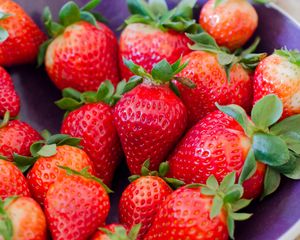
[114,58,194,174]
[144,173,252,240]
[13,132,95,205]
[38,0,119,92]
[0,68,20,117]
[168,94,300,199]
[0,196,46,240]
[0,0,46,66]
[176,33,266,126]
[119,0,199,79]
[56,85,124,185]
[199,0,259,50]
[0,160,30,200]
[45,167,111,240]
[0,113,41,161]
[254,49,300,118]
[119,161,183,239]
[92,224,141,240]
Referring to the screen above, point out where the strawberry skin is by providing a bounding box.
[119,23,191,80]
[0,67,20,117]
[91,224,123,240]
[45,21,119,92]
[254,53,300,118]
[119,176,172,238]
[5,197,47,240]
[0,120,41,160]
[113,83,187,174]
[0,160,31,200]
[168,111,265,199]
[45,173,110,240]
[177,51,252,126]
[199,0,258,50]
[144,186,228,240]
[27,145,95,205]
[61,102,122,185]
[0,0,46,66]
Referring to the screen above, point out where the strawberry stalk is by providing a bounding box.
[99,224,141,240]
[0,11,11,42]
[58,166,113,193]
[38,0,105,66]
[188,172,252,239]
[0,196,18,240]
[217,94,300,199]
[129,160,185,189]
[187,32,266,81]
[123,0,200,33]
[13,130,81,173]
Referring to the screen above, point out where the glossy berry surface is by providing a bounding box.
[114,83,187,174]
[61,102,122,184]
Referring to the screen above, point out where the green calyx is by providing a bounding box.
[188,172,252,239]
[128,160,185,189]
[59,166,113,193]
[0,11,11,43]
[13,130,81,173]
[187,32,266,81]
[99,224,141,240]
[123,0,200,33]
[0,196,18,240]
[214,0,270,8]
[216,94,300,199]
[124,57,195,96]
[55,77,143,115]
[38,0,105,66]
[275,48,300,67]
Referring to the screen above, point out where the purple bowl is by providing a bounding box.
[8,0,300,239]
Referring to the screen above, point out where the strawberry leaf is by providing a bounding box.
[210,195,223,219]
[0,27,8,43]
[81,0,101,11]
[187,32,220,53]
[214,0,225,8]
[238,149,257,184]
[251,94,283,130]
[151,59,173,82]
[13,154,38,173]
[282,155,300,180]
[0,198,14,240]
[275,49,300,67]
[37,39,52,67]
[0,11,11,20]
[175,0,197,19]
[59,1,81,26]
[127,0,156,20]
[231,199,252,212]
[223,185,243,203]
[80,11,97,26]
[149,0,168,17]
[0,111,10,129]
[230,212,253,221]
[219,172,236,192]
[227,215,235,239]
[206,175,219,190]
[128,224,142,240]
[37,144,57,157]
[261,166,281,200]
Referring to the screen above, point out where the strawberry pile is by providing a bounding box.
[0,0,299,239]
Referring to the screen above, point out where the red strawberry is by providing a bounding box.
[114,58,193,174]
[39,0,119,92]
[254,49,300,118]
[92,224,140,240]
[176,33,265,126]
[16,133,95,205]
[0,67,20,117]
[0,0,46,66]
[0,196,47,240]
[56,86,123,185]
[45,167,111,240]
[119,161,182,239]
[145,173,252,240]
[0,116,41,161]
[119,0,198,79]
[0,160,31,200]
[199,0,258,50]
[169,94,300,199]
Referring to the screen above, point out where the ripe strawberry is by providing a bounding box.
[168,94,300,199]
[45,167,111,240]
[0,115,41,161]
[56,85,123,185]
[0,196,46,240]
[199,0,258,50]
[0,0,46,66]
[254,49,300,118]
[38,0,119,92]
[144,173,252,240]
[0,67,20,117]
[92,224,140,240]
[0,160,30,200]
[14,132,95,205]
[114,58,194,174]
[119,161,183,239]
[119,0,198,79]
[176,33,265,126]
